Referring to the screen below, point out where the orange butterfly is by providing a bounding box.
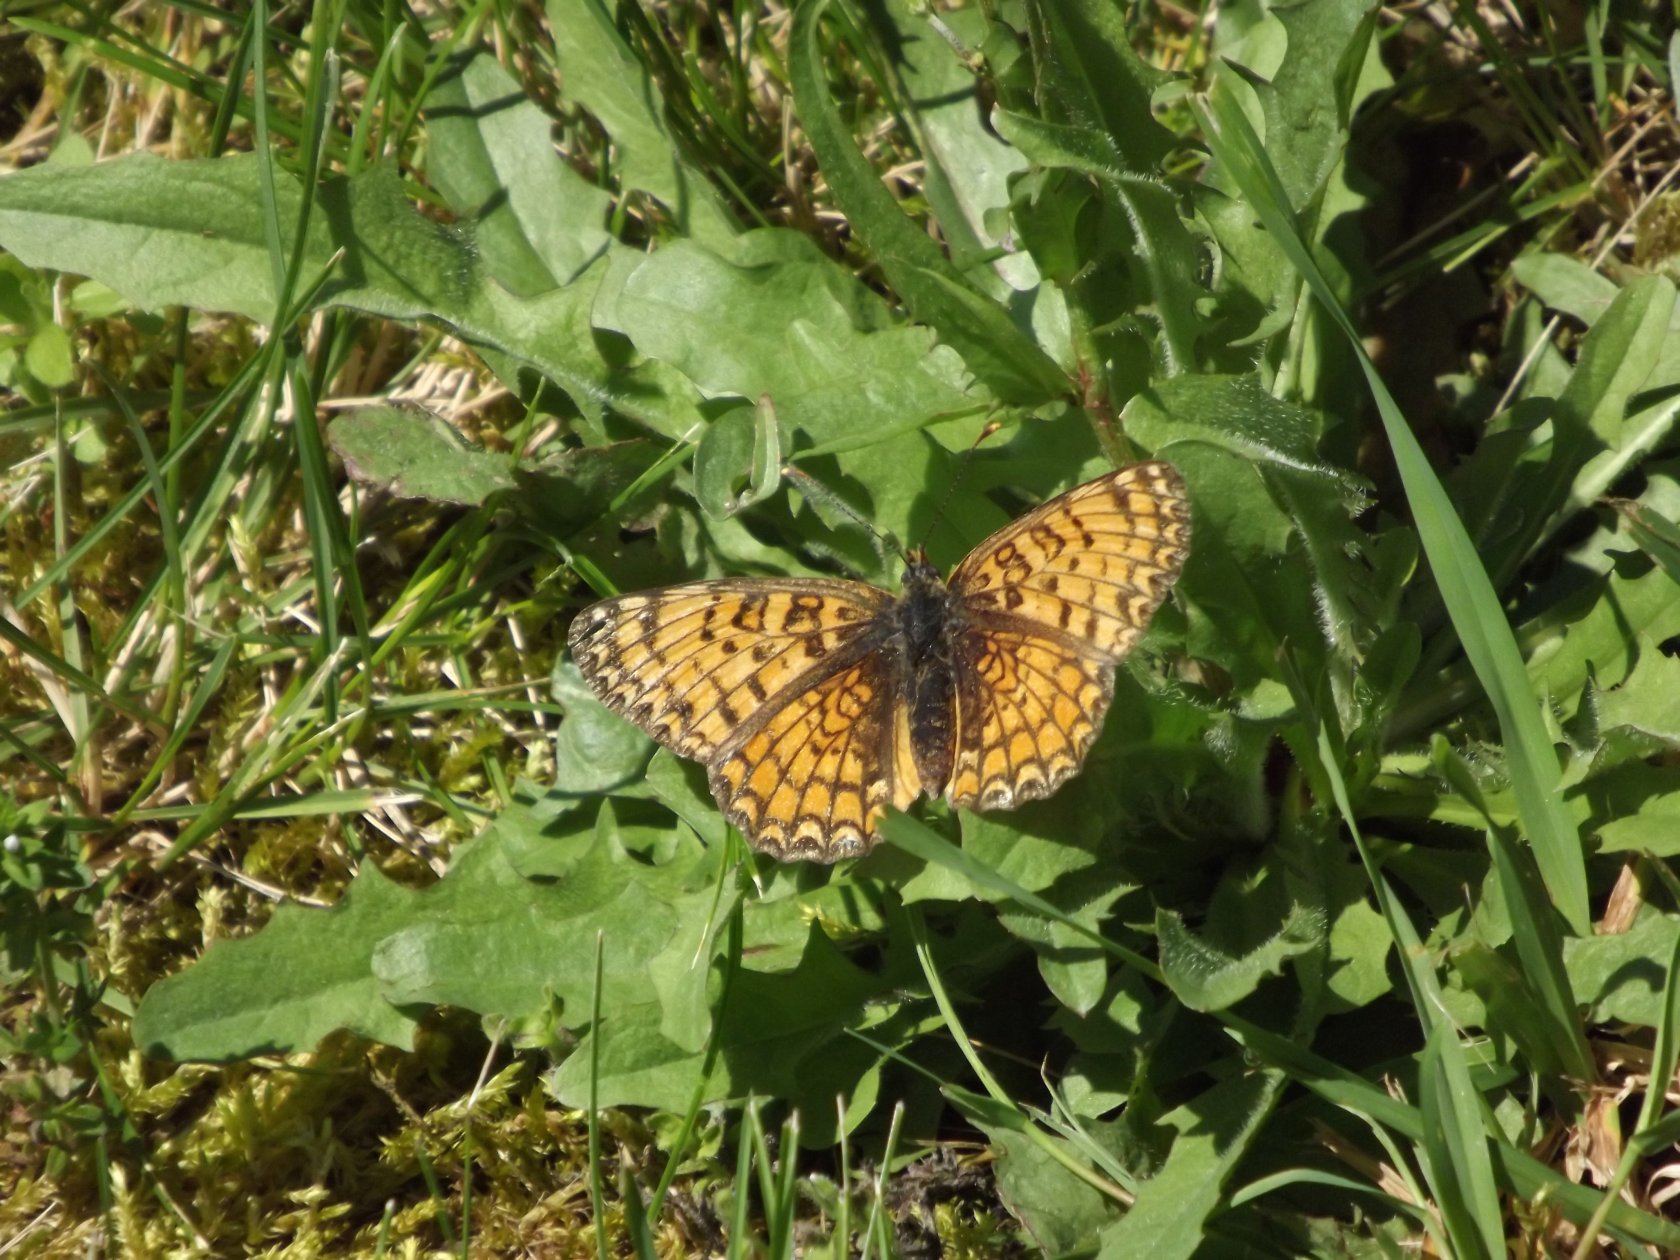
[568,461,1191,861]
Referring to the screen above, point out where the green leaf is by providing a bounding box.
[373,811,716,1023]
[644,749,728,850]
[692,399,782,519]
[0,155,708,440]
[131,862,420,1059]
[551,926,895,1137]
[1615,495,1680,587]
[1565,910,1680,1027]
[1418,1020,1503,1260]
[513,439,665,534]
[1430,735,1593,1082]
[994,857,1131,1016]
[1453,944,1568,1080]
[1020,0,1176,173]
[883,809,1161,981]
[990,111,1201,374]
[1323,861,1393,1010]
[1526,562,1680,705]
[1511,252,1620,327]
[1484,826,1595,1080]
[24,322,73,387]
[133,804,728,1063]
[1596,778,1680,857]
[1155,899,1323,1013]
[990,1121,1119,1253]
[789,0,1068,404]
[1095,1072,1282,1259]
[328,406,516,505]
[551,661,654,795]
[0,155,483,326]
[1049,967,1157,1057]
[1250,0,1382,207]
[546,0,736,246]
[1637,922,1680,1136]
[1126,372,1328,467]
[608,234,976,432]
[604,232,979,543]
[424,48,612,293]
[1494,275,1677,584]
[736,870,893,981]
[958,799,1106,898]
[1125,375,1383,721]
[874,1,1034,295]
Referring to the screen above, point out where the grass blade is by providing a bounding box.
[1419,1021,1504,1260]
[589,929,609,1260]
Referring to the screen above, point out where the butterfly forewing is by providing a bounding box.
[949,461,1191,661]
[566,579,890,762]
[942,462,1190,812]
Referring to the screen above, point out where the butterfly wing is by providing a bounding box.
[942,461,1191,810]
[568,578,915,860]
[709,644,921,860]
[567,578,890,762]
[943,629,1117,810]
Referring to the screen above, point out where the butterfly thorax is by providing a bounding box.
[894,552,962,795]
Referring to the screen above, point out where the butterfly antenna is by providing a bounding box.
[916,419,1006,552]
[780,461,901,568]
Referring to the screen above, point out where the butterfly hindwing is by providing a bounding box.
[946,627,1115,811]
[708,646,920,861]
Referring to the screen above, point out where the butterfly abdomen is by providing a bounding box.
[895,560,963,795]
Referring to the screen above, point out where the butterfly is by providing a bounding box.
[566,461,1191,862]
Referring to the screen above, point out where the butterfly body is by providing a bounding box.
[568,461,1192,862]
[894,552,964,797]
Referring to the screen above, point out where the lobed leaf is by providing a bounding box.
[424,47,612,293]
